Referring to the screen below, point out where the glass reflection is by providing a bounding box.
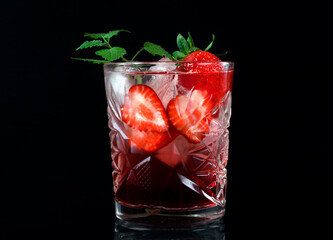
[114,218,225,240]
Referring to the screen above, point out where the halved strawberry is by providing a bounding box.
[121,85,169,132]
[177,51,231,105]
[125,124,179,152]
[167,90,214,143]
[126,127,172,152]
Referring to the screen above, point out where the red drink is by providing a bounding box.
[104,60,233,222]
[111,135,228,210]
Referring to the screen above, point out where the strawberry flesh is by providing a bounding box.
[126,127,173,153]
[121,85,174,152]
[121,85,169,132]
[167,90,213,143]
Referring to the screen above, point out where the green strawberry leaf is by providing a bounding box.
[172,51,185,60]
[71,58,109,64]
[76,40,105,51]
[189,46,201,53]
[95,47,126,61]
[215,51,229,57]
[177,33,189,54]
[143,42,174,60]
[187,32,194,49]
[204,34,215,51]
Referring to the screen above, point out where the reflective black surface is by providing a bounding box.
[115,218,225,240]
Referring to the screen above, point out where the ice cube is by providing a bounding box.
[154,135,189,168]
[105,66,134,106]
[148,57,176,73]
[146,58,178,108]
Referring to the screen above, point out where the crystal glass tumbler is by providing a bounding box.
[104,60,234,227]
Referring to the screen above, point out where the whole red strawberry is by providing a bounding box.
[171,33,232,105]
[177,51,231,105]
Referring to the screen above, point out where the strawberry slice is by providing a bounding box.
[126,124,179,153]
[126,127,172,152]
[121,84,174,152]
[177,51,231,105]
[167,90,214,143]
[121,85,169,132]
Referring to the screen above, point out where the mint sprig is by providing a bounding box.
[72,30,226,64]
[73,29,175,63]
[73,30,130,63]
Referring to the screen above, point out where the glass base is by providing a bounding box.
[114,218,225,239]
[115,200,225,230]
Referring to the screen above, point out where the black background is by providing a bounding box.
[1,0,332,239]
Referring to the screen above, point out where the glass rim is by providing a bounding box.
[104,61,234,74]
[104,60,234,66]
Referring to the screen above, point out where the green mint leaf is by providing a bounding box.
[103,29,130,40]
[172,51,185,60]
[95,47,126,61]
[187,32,194,49]
[71,58,109,64]
[84,32,109,39]
[177,33,189,54]
[84,29,130,40]
[143,42,174,60]
[204,34,215,51]
[76,40,105,51]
